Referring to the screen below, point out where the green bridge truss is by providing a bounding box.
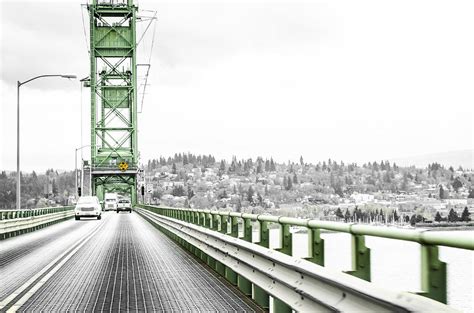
[88,0,139,204]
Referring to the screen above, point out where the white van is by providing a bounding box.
[75,196,102,220]
[104,193,118,211]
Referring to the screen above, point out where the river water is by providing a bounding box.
[261,229,473,312]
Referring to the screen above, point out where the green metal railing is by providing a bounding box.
[0,206,74,240]
[138,205,473,309]
[0,206,73,220]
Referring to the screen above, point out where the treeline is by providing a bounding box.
[147,153,473,198]
[434,207,471,223]
[0,170,74,209]
[147,153,217,169]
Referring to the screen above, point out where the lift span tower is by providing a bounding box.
[87,0,140,204]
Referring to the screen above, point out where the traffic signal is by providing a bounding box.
[141,185,145,196]
[78,187,82,196]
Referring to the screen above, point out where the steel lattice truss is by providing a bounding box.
[88,0,138,203]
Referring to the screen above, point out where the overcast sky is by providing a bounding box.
[1,0,473,172]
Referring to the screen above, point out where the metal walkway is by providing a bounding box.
[0,213,257,312]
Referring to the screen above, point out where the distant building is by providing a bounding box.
[350,193,375,204]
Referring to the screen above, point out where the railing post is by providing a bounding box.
[212,214,219,231]
[277,223,292,256]
[238,217,252,296]
[215,214,226,277]
[274,221,292,313]
[220,215,228,234]
[230,215,238,237]
[225,215,238,286]
[254,220,270,309]
[345,234,371,282]
[307,227,325,266]
[195,211,200,225]
[243,217,252,242]
[206,212,212,228]
[419,245,447,303]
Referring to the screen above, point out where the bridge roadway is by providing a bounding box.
[0,211,259,312]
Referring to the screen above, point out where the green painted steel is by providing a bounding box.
[345,234,371,282]
[307,228,325,266]
[277,223,292,256]
[274,222,295,312]
[273,298,292,313]
[254,220,270,309]
[0,206,74,240]
[0,206,73,220]
[88,0,138,204]
[420,245,447,303]
[137,205,474,306]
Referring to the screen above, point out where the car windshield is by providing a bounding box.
[77,197,97,205]
[106,199,115,202]
[119,200,130,203]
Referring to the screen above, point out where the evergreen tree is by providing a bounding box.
[270,158,276,171]
[434,211,442,222]
[439,185,446,199]
[447,209,458,222]
[187,186,195,199]
[247,186,255,204]
[285,176,293,190]
[461,207,471,222]
[257,192,263,205]
[452,177,463,192]
[292,173,298,184]
[344,208,351,222]
[52,179,58,196]
[335,207,344,219]
[172,163,177,174]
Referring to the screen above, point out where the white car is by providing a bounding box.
[75,196,102,220]
[116,198,132,213]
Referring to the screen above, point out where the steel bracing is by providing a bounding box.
[88,0,138,203]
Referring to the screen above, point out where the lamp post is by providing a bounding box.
[16,74,76,210]
[75,145,91,199]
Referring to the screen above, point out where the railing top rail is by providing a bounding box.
[0,206,73,212]
[141,205,474,250]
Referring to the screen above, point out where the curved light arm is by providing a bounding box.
[19,74,76,86]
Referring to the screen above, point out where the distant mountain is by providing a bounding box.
[389,149,473,170]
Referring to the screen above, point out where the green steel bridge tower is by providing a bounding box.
[87,0,139,204]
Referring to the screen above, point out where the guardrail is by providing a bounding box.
[137,205,472,312]
[0,206,74,239]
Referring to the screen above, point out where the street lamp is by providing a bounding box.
[16,74,76,210]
